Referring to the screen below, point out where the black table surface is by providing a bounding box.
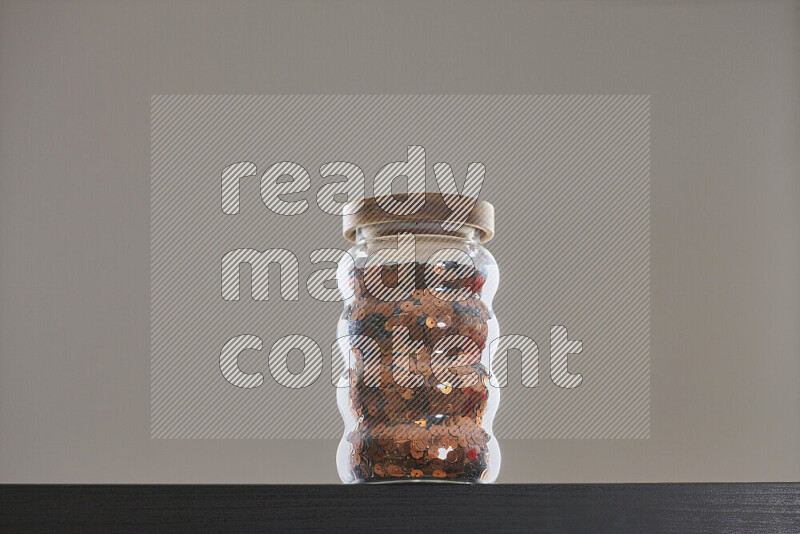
[2,483,798,533]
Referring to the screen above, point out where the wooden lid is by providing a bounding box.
[343,193,495,243]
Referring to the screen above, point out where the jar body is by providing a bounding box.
[336,227,500,483]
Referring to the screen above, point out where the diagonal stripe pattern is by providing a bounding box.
[151,95,650,440]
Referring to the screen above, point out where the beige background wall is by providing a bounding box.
[1,0,798,482]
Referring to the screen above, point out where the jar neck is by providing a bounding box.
[355,221,480,244]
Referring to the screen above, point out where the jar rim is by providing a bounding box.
[342,193,495,243]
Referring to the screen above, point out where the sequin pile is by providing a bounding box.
[341,260,494,482]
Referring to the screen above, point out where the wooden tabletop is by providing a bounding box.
[2,483,798,532]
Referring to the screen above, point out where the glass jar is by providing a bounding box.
[336,194,500,483]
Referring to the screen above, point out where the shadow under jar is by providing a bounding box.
[336,194,500,483]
